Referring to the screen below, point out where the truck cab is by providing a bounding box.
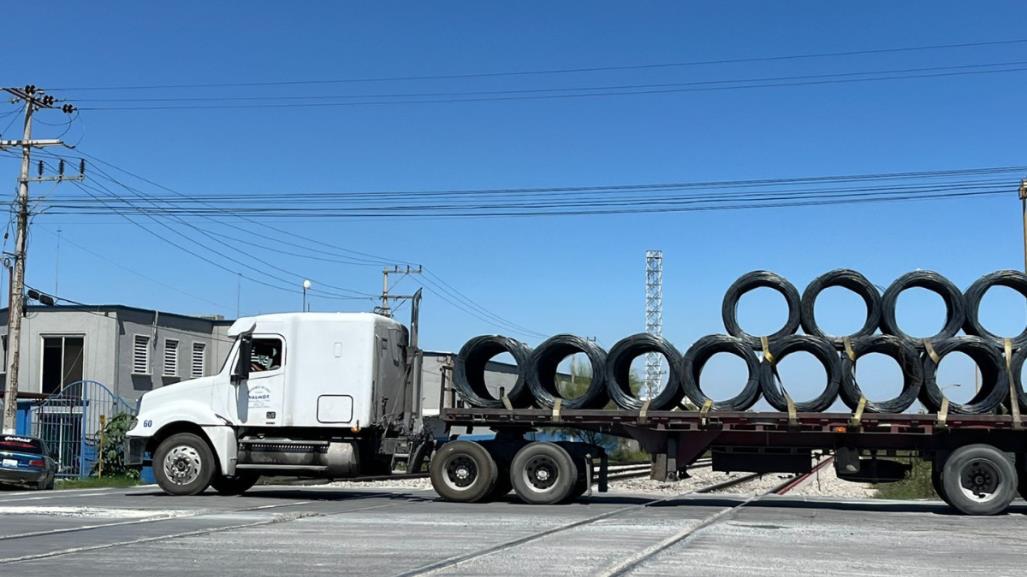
[126,312,430,495]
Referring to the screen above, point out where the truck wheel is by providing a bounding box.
[430,441,497,503]
[941,444,1017,515]
[210,473,259,496]
[510,442,578,505]
[931,467,954,508]
[153,432,216,496]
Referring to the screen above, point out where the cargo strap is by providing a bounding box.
[699,399,713,427]
[923,339,940,365]
[785,393,798,427]
[499,387,513,411]
[552,398,562,423]
[639,399,651,424]
[937,398,949,429]
[849,396,867,428]
[760,336,775,365]
[1004,339,1023,430]
[843,337,856,362]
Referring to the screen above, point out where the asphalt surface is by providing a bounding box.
[0,483,1024,576]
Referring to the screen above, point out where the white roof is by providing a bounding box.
[226,312,399,337]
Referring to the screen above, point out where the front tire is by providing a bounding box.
[430,441,498,503]
[941,444,1017,515]
[153,432,216,496]
[211,473,259,495]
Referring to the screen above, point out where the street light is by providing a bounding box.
[302,279,311,312]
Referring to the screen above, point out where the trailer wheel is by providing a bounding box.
[510,442,578,505]
[940,444,1017,515]
[153,432,215,496]
[210,473,259,496]
[430,441,497,503]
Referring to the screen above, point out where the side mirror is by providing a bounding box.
[231,336,252,384]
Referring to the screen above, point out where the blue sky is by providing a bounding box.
[4,1,1027,403]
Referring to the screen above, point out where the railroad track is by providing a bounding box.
[389,456,833,577]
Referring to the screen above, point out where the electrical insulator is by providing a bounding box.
[58,159,65,177]
[37,161,43,176]
[79,159,86,175]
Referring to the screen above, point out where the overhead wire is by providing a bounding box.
[50,37,1027,91]
[34,150,547,337]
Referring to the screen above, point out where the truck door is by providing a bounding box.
[232,335,287,426]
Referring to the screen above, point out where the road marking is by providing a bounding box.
[0,500,313,541]
[1,500,398,564]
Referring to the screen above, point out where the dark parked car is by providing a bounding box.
[0,434,56,490]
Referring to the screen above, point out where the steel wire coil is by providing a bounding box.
[759,335,842,413]
[605,333,683,410]
[800,269,882,346]
[880,270,965,348]
[679,334,762,411]
[453,335,534,408]
[920,336,1007,415]
[721,270,802,348]
[838,335,922,413]
[526,334,610,409]
[962,269,1027,348]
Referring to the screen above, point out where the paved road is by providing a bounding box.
[0,484,1024,576]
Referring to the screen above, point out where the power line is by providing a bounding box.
[76,63,1027,111]
[36,150,546,337]
[68,59,1027,106]
[52,37,1027,91]
[37,225,234,312]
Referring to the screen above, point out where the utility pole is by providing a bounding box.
[376,265,423,318]
[1020,179,1027,273]
[0,86,76,434]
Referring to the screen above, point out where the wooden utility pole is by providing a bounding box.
[0,86,75,434]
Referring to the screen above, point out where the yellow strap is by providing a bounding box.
[785,392,797,426]
[924,339,940,364]
[639,399,651,423]
[843,337,856,362]
[850,396,867,428]
[552,398,562,423]
[937,398,949,429]
[760,336,775,364]
[500,387,513,411]
[699,398,713,427]
[1003,339,1022,430]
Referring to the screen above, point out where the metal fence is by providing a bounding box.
[31,380,136,478]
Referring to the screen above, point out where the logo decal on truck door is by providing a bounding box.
[248,385,272,409]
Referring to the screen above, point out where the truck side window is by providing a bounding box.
[250,338,283,372]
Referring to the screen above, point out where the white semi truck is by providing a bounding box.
[125,312,442,496]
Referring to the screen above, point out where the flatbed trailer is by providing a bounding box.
[436,407,1027,515]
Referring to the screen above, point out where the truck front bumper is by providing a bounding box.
[124,436,148,466]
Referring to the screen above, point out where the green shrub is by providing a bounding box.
[91,413,140,479]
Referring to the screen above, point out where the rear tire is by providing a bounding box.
[510,442,578,505]
[940,444,1017,515]
[153,432,216,496]
[430,441,497,503]
[210,473,259,495]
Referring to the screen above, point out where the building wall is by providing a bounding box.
[0,309,119,396]
[114,309,230,399]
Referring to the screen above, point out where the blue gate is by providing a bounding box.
[31,380,136,478]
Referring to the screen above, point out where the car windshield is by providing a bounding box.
[0,435,44,453]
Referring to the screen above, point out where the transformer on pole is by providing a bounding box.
[644,250,664,398]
